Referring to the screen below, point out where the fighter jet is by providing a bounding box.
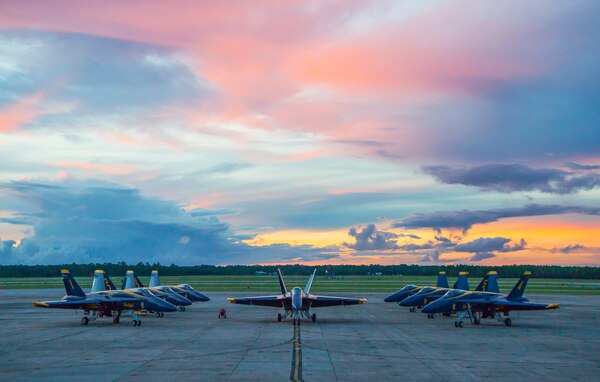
[399,271,500,318]
[421,271,560,327]
[384,271,449,311]
[120,270,192,316]
[227,269,367,323]
[33,270,176,326]
[148,270,210,308]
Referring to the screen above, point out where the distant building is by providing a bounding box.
[374,272,382,276]
[255,271,267,276]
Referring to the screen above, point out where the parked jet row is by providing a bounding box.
[421,271,560,327]
[386,270,559,327]
[33,269,209,326]
[228,268,367,323]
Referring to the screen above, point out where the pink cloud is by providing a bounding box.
[0,92,45,132]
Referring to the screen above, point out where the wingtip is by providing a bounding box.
[32,301,49,307]
[227,298,236,304]
[359,298,367,304]
[546,303,560,309]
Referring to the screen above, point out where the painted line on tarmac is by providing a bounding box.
[290,319,303,382]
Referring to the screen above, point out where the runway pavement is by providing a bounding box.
[0,290,598,381]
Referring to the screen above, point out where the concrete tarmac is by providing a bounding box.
[0,290,598,381]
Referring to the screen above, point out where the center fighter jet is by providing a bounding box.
[421,271,560,327]
[33,270,176,326]
[227,269,367,323]
[384,271,449,307]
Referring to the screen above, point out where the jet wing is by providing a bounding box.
[490,300,560,311]
[305,295,367,308]
[227,295,287,307]
[32,298,100,309]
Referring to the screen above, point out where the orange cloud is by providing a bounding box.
[0,92,45,132]
[53,161,135,176]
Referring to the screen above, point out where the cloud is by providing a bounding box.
[470,252,496,262]
[455,237,526,253]
[423,164,600,194]
[0,30,207,131]
[553,244,586,254]
[565,163,600,171]
[395,204,600,233]
[0,180,339,265]
[343,224,399,251]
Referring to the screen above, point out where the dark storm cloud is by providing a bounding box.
[553,244,586,254]
[454,237,526,253]
[470,252,496,262]
[423,164,600,194]
[0,180,339,265]
[394,204,600,233]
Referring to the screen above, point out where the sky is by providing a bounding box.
[0,0,599,266]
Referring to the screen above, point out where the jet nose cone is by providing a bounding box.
[193,292,210,301]
[398,296,417,307]
[421,300,446,314]
[384,292,405,302]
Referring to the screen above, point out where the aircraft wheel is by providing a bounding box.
[458,321,464,328]
[312,313,316,322]
[81,317,89,325]
[131,320,137,326]
[155,312,161,318]
[474,318,480,325]
[113,317,120,324]
[505,318,512,327]
[181,306,186,312]
[138,320,142,326]
[277,313,282,322]
[454,321,458,328]
[431,314,435,319]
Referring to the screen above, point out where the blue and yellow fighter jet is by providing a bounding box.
[421,271,560,328]
[33,270,176,326]
[148,270,210,308]
[121,270,192,316]
[227,269,367,323]
[384,271,449,311]
[399,271,500,318]
[92,270,177,317]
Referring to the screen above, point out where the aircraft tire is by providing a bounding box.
[474,318,480,325]
[454,321,458,328]
[113,317,120,324]
[138,320,142,326]
[312,313,316,322]
[277,313,282,322]
[131,320,137,326]
[458,321,464,328]
[155,312,161,318]
[81,317,89,325]
[505,318,512,327]
[431,314,435,319]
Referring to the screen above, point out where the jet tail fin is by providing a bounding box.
[453,272,469,290]
[475,271,499,293]
[135,276,144,288]
[149,270,160,287]
[304,269,317,295]
[61,270,86,297]
[507,271,531,299]
[123,270,136,289]
[104,273,117,290]
[277,268,287,294]
[436,271,449,288]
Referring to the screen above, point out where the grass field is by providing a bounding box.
[1,275,599,295]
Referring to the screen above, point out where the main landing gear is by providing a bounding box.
[277,313,282,322]
[155,312,165,318]
[131,312,142,327]
[409,307,417,312]
[178,306,186,312]
[427,313,436,319]
[312,313,317,322]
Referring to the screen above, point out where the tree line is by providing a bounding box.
[1,263,599,279]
